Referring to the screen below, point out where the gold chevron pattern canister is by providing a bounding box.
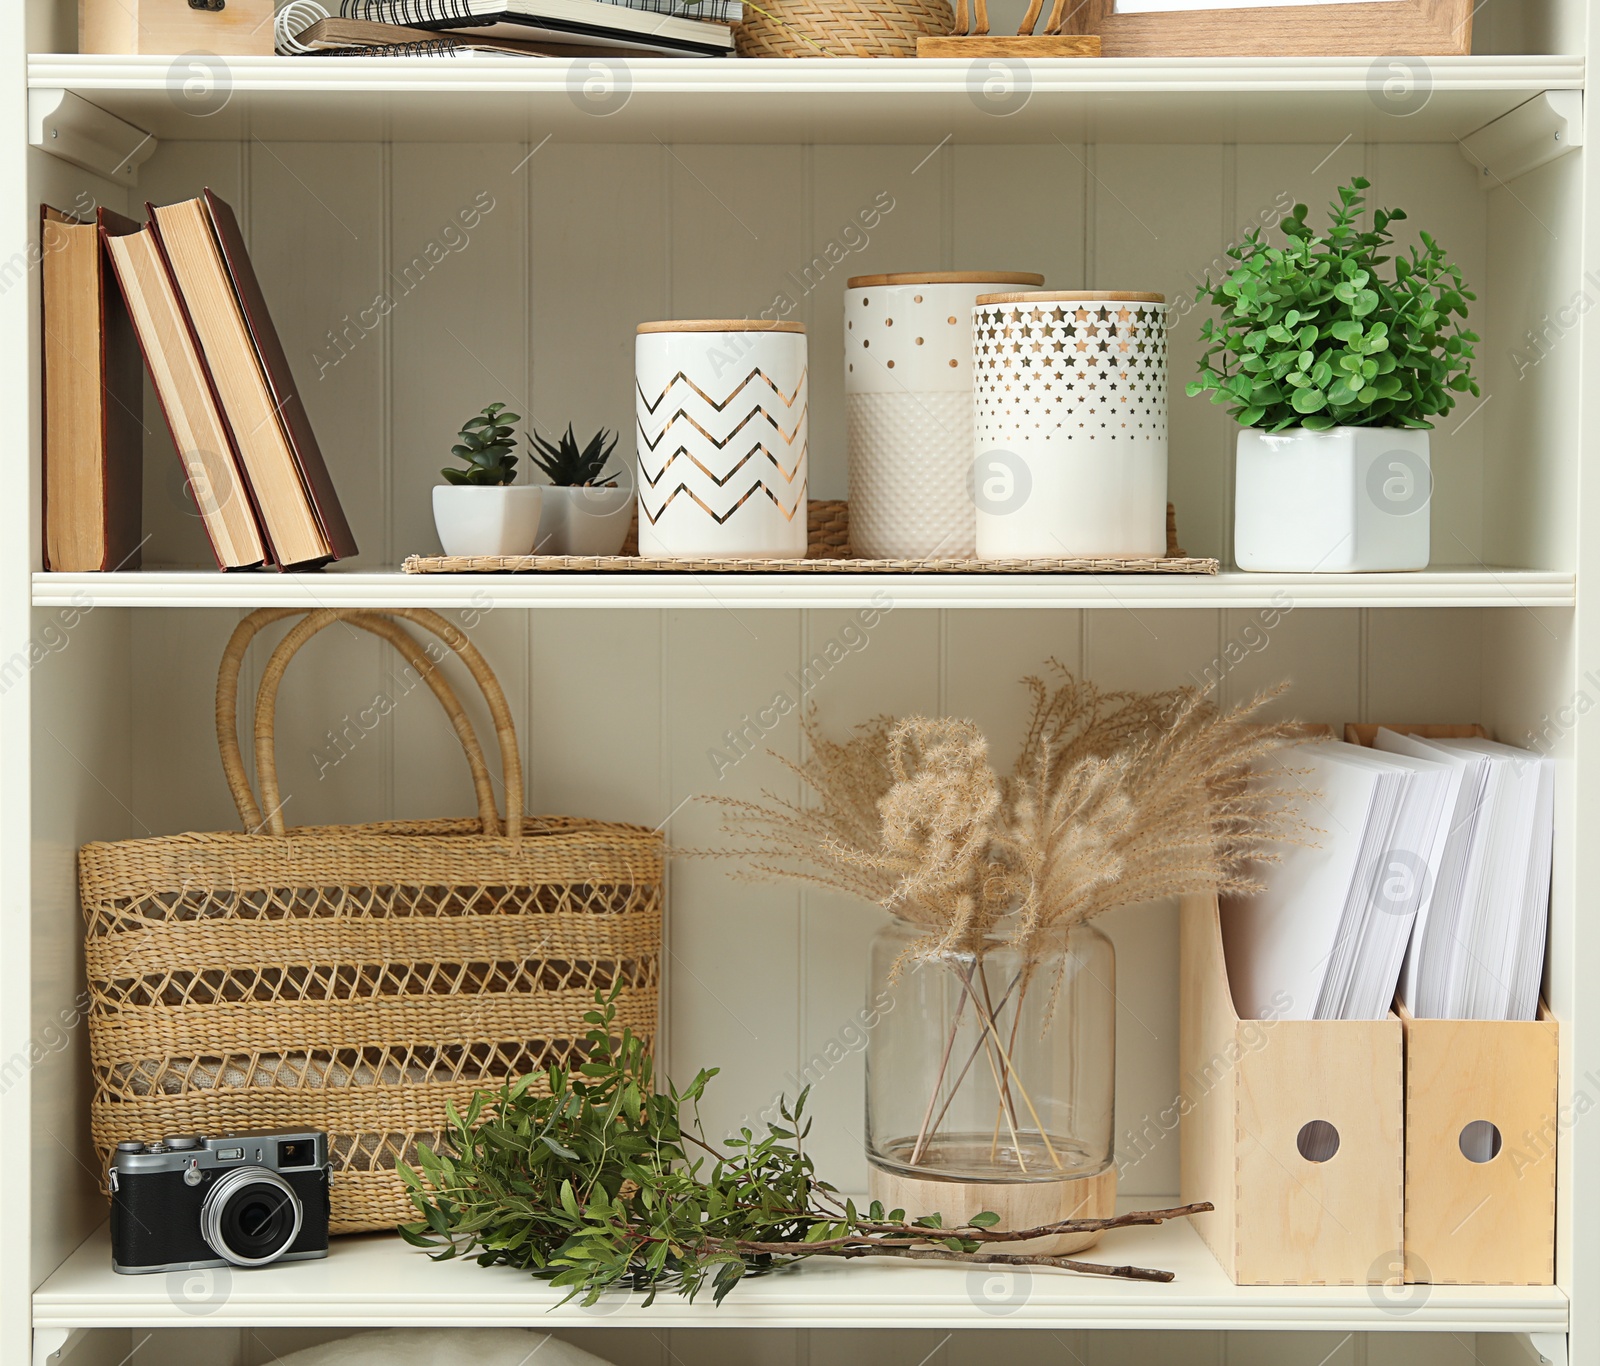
[636,320,809,559]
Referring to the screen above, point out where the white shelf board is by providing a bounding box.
[36,1218,1566,1335]
[27,54,1585,147]
[31,566,1577,610]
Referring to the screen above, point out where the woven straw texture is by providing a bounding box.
[404,499,1216,574]
[735,0,954,56]
[78,608,663,1234]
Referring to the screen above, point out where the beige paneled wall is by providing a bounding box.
[134,137,1489,568]
[128,1324,1493,1365]
[131,599,1482,1204]
[118,138,1493,1207]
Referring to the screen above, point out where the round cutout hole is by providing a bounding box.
[1296,1119,1340,1163]
[1459,1120,1503,1163]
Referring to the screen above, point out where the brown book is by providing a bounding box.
[102,220,268,571]
[41,205,145,572]
[149,193,357,570]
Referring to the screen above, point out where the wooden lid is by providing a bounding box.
[846,271,1046,289]
[976,290,1166,304]
[637,319,806,334]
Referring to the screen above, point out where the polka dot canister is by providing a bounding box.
[845,272,1044,559]
[972,291,1168,559]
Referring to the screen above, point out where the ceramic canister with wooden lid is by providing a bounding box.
[636,320,808,559]
[971,291,1168,558]
[844,272,1044,559]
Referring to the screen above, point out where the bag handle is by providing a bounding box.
[216,608,523,841]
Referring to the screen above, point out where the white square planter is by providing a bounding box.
[1234,426,1431,573]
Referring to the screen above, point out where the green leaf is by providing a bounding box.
[967,1211,1001,1228]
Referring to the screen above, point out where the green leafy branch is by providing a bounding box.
[400,989,1209,1305]
[1187,177,1479,432]
[443,401,520,486]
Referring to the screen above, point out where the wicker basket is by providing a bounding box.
[735,0,954,56]
[78,607,663,1234]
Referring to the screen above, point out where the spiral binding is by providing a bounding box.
[339,0,477,21]
[338,0,738,23]
[275,0,332,52]
[320,37,475,54]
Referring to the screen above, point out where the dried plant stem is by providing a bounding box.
[976,965,1022,1135]
[908,980,974,1167]
[918,968,1025,1161]
[893,1249,1174,1283]
[958,960,1064,1171]
[976,1007,1029,1173]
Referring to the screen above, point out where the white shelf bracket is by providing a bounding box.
[1529,1332,1568,1366]
[28,89,157,185]
[32,1327,88,1366]
[1459,90,1582,188]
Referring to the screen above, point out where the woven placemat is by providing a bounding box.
[403,500,1219,575]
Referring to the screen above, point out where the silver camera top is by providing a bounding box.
[110,1129,328,1178]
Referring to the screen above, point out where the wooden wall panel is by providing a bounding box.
[390,143,529,561]
[1368,144,1488,568]
[248,143,387,561]
[663,609,804,1146]
[1092,145,1229,563]
[528,144,666,489]
[108,138,1511,1263]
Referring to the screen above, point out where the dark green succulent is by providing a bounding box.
[1187,178,1479,432]
[530,424,619,487]
[443,402,519,486]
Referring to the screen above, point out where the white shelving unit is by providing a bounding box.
[32,1218,1571,1337]
[31,567,1579,610]
[9,2,1597,1364]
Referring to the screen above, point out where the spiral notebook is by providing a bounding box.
[341,0,739,54]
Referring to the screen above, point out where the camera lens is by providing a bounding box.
[199,1167,303,1267]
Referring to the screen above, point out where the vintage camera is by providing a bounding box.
[109,1130,331,1274]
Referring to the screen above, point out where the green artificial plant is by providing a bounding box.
[1187,178,1479,432]
[401,990,1207,1306]
[443,402,520,486]
[529,425,619,488]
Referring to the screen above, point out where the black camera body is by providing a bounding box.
[109,1130,331,1275]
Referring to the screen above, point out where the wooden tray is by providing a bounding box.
[404,500,1220,575]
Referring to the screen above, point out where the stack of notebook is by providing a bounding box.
[1374,730,1553,1021]
[323,0,738,55]
[45,193,357,572]
[1222,733,1553,1024]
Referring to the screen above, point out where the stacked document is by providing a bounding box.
[1373,731,1553,1022]
[1222,740,1457,1022]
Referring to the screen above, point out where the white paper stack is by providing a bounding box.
[1374,731,1553,1022]
[1221,740,1456,1022]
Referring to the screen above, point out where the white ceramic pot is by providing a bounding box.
[972,291,1168,559]
[1234,426,1431,572]
[636,320,808,560]
[537,484,633,557]
[431,484,542,557]
[845,271,1044,559]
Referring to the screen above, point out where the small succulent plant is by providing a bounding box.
[443,402,520,486]
[530,424,619,487]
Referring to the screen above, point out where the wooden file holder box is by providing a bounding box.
[1401,1005,1557,1285]
[1178,893,1405,1285]
[1341,719,1557,1283]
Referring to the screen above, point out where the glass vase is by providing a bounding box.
[865,917,1116,1252]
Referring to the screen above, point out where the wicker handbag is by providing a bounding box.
[79,607,663,1233]
[735,0,954,56]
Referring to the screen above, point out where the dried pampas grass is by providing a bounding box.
[702,662,1311,967]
